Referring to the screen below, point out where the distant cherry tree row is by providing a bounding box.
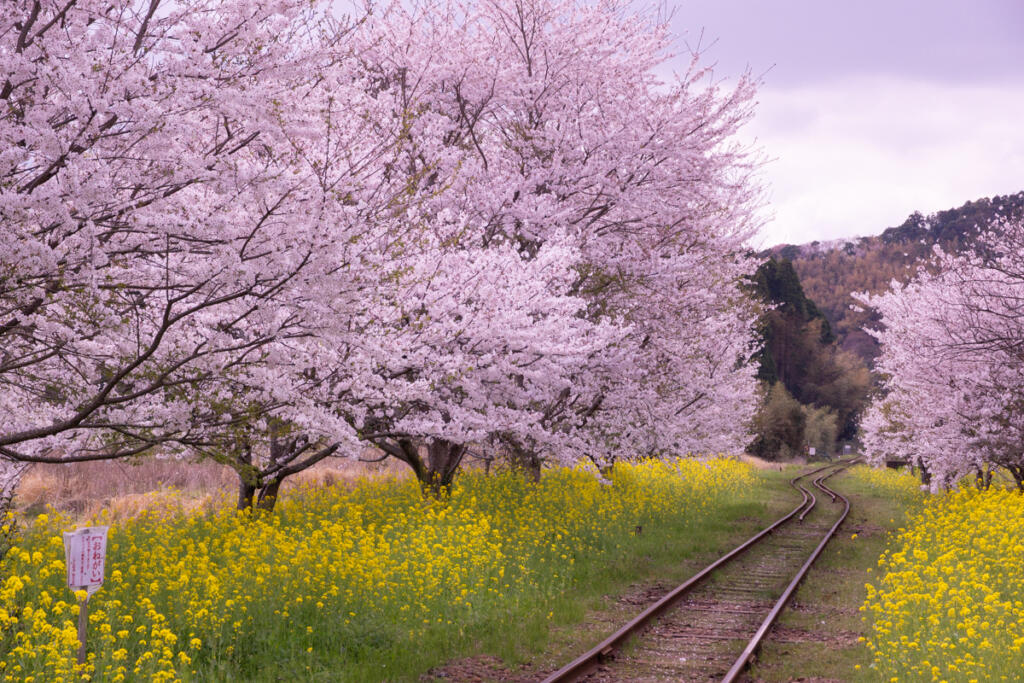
[859,218,1024,491]
[0,0,764,506]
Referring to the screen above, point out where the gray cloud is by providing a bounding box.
[672,0,1024,86]
[662,1,1024,245]
[745,79,1024,246]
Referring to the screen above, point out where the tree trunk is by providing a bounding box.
[918,462,932,486]
[398,438,429,483]
[237,479,257,511]
[504,439,542,482]
[522,453,541,483]
[423,439,465,497]
[1008,465,1024,492]
[372,438,466,497]
[256,479,283,512]
[235,444,257,511]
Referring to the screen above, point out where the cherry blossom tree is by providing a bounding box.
[859,219,1024,491]
[1,0,765,507]
[341,0,764,483]
[340,236,618,494]
[0,0,394,483]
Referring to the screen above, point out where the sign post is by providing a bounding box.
[63,526,108,665]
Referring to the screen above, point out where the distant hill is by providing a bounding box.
[748,258,870,442]
[765,191,1024,365]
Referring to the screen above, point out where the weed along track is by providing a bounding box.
[542,460,858,683]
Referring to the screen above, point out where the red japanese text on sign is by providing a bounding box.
[63,527,108,594]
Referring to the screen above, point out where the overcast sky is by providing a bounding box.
[665,0,1024,247]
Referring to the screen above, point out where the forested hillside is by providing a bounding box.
[747,259,870,456]
[768,191,1024,363]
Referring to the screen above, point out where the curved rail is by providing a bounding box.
[722,457,860,682]
[541,460,855,683]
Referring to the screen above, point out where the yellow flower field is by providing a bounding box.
[847,464,924,504]
[862,486,1024,681]
[0,457,755,681]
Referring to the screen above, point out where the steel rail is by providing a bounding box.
[540,460,852,683]
[720,458,861,682]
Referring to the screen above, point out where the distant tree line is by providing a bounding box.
[749,191,1024,462]
[746,259,870,459]
[772,191,1024,365]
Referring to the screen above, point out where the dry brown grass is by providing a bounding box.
[738,453,787,471]
[13,449,410,521]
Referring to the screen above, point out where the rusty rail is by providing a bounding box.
[721,457,860,682]
[540,460,854,683]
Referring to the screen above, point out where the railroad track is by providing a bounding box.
[542,459,858,683]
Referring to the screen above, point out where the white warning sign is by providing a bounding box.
[63,526,108,596]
